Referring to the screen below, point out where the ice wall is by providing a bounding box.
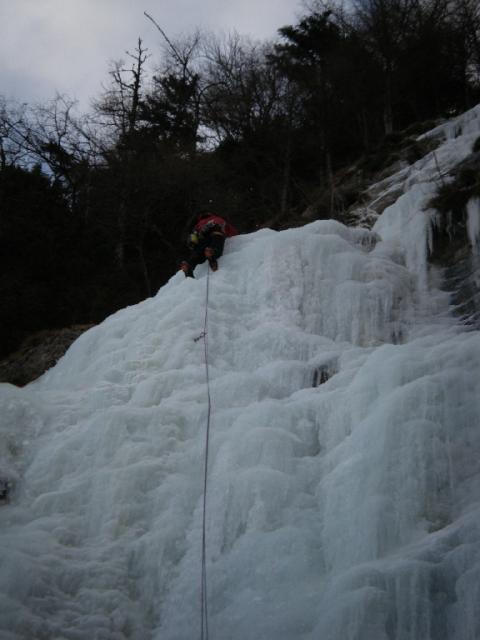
[1,107,480,640]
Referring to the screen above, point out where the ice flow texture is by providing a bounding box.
[1,106,480,640]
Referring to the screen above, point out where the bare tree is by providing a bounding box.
[0,98,31,169]
[351,0,418,133]
[0,94,99,193]
[144,13,205,156]
[93,38,150,144]
[200,33,285,141]
[453,0,480,101]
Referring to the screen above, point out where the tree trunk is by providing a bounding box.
[115,198,127,270]
[326,149,335,217]
[383,63,394,135]
[0,138,6,170]
[137,241,152,297]
[280,119,292,217]
[360,108,370,152]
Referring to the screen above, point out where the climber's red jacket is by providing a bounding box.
[194,215,239,238]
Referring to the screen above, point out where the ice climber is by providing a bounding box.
[179,211,238,278]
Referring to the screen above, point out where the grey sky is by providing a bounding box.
[0,1,303,110]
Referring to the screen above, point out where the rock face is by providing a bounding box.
[0,325,94,386]
[430,214,480,327]
[346,116,480,330]
[428,156,480,327]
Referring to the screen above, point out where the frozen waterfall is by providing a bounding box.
[1,107,480,640]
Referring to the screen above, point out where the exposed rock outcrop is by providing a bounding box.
[0,325,94,386]
[428,149,480,326]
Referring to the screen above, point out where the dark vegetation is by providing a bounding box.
[429,146,480,223]
[1,0,480,359]
[427,138,480,262]
[426,136,480,326]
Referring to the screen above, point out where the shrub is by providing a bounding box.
[428,155,480,219]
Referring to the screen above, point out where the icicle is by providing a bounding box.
[466,197,480,251]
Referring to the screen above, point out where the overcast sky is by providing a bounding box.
[0,1,303,110]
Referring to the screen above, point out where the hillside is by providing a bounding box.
[0,106,479,640]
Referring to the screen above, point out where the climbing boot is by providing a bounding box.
[204,247,218,271]
[179,261,194,278]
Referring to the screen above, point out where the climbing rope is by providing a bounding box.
[200,267,212,640]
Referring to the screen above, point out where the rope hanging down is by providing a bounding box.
[200,268,212,640]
